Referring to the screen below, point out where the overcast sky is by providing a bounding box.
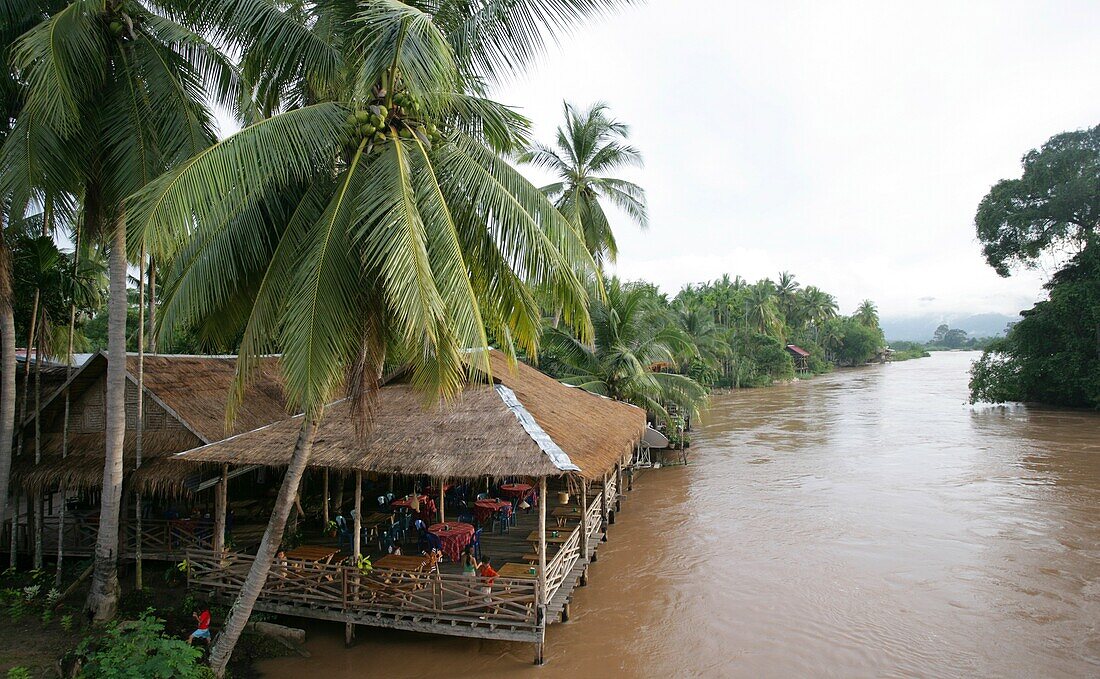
[490,0,1099,320]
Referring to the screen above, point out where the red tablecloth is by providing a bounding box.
[391,494,429,510]
[474,499,511,524]
[428,522,474,562]
[391,495,435,524]
[499,483,533,500]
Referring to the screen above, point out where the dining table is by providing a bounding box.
[497,562,539,579]
[373,554,431,571]
[428,521,475,562]
[390,494,430,511]
[526,529,572,553]
[474,498,512,525]
[551,506,583,527]
[284,545,342,564]
[499,483,534,501]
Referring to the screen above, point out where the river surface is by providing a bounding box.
[259,352,1100,678]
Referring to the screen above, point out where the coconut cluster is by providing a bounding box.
[342,90,443,151]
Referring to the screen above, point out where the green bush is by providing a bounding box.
[7,667,31,679]
[78,611,206,679]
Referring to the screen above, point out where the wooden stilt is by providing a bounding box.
[533,640,544,666]
[580,480,589,560]
[538,477,547,608]
[438,479,445,523]
[561,601,571,622]
[600,472,609,542]
[615,462,622,512]
[579,565,588,586]
[353,471,362,559]
[213,464,228,553]
[322,469,330,527]
[345,622,355,647]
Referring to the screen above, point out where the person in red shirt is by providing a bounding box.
[189,608,211,646]
[477,556,498,619]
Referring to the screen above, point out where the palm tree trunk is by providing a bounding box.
[134,249,145,590]
[147,259,156,354]
[0,217,14,566]
[56,231,81,586]
[85,222,127,623]
[32,326,43,571]
[15,289,38,459]
[208,414,320,678]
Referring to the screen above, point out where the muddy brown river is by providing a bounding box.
[259,352,1100,678]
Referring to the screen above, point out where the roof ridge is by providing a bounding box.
[494,384,580,473]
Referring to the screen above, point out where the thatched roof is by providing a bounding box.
[177,350,645,481]
[14,353,290,494]
[124,354,290,442]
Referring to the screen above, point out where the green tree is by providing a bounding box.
[542,277,707,422]
[854,299,879,328]
[3,0,235,621]
[969,245,1100,408]
[128,2,619,673]
[521,101,647,267]
[976,125,1099,276]
[744,280,783,337]
[970,125,1100,409]
[835,317,883,366]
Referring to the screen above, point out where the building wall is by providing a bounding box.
[42,373,192,439]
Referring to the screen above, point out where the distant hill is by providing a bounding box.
[882,313,1019,343]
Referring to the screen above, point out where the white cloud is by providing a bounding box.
[492,0,1100,318]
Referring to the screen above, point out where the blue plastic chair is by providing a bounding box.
[334,515,353,552]
[425,532,444,557]
[469,528,483,559]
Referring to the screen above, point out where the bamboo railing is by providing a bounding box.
[17,517,214,557]
[186,550,540,631]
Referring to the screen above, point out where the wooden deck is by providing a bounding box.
[186,469,633,662]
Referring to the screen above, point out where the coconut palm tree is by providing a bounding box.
[543,278,707,422]
[3,0,237,621]
[774,271,800,326]
[0,0,64,562]
[520,101,647,267]
[128,2,618,673]
[744,280,783,338]
[798,285,838,340]
[855,299,879,328]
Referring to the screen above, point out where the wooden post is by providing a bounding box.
[615,462,622,512]
[538,476,547,606]
[345,622,355,647]
[213,464,228,553]
[561,600,571,622]
[438,479,445,523]
[579,479,589,560]
[322,469,330,527]
[353,471,362,559]
[388,473,393,495]
[600,472,609,541]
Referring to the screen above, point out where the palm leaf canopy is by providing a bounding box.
[0,0,238,237]
[543,277,707,423]
[128,1,605,420]
[520,100,647,266]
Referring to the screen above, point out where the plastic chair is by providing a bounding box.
[425,532,444,558]
[335,515,353,552]
[469,528,483,560]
